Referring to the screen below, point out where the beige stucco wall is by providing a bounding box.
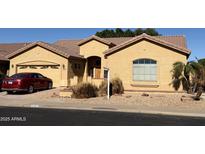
[9,46,69,87]
[105,40,187,91]
[68,58,85,85]
[80,40,109,80]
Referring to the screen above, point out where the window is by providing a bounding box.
[29,66,37,69]
[31,73,38,78]
[74,63,78,69]
[51,66,59,69]
[104,69,108,79]
[40,66,49,69]
[37,74,44,78]
[10,73,28,79]
[74,63,81,70]
[19,66,27,69]
[133,59,157,81]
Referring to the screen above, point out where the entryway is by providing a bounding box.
[87,56,101,79]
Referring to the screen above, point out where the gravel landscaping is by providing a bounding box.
[1,89,205,116]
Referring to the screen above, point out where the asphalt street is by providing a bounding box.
[1,106,205,126]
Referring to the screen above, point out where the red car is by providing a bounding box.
[2,73,53,94]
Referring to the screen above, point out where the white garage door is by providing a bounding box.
[17,65,61,87]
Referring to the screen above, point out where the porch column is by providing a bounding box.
[83,59,88,82]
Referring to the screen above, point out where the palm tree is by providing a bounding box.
[171,58,205,99]
[190,58,205,99]
[170,61,194,93]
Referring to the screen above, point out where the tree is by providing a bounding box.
[170,61,193,92]
[171,58,205,99]
[134,28,144,35]
[115,28,124,37]
[144,28,160,36]
[190,58,205,92]
[96,29,114,38]
[124,29,135,37]
[95,28,160,38]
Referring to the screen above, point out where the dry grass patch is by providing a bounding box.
[99,77,124,96]
[71,83,99,98]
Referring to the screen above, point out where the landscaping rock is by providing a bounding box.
[125,95,132,98]
[142,93,149,97]
[181,96,193,102]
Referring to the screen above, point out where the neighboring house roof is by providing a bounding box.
[6,41,84,59]
[54,39,81,55]
[77,35,115,46]
[154,35,187,49]
[0,43,30,60]
[103,33,191,56]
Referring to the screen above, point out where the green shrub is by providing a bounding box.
[71,82,99,98]
[98,77,124,96]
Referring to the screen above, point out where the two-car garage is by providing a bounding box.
[16,64,61,87]
[7,42,70,87]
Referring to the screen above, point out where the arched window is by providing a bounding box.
[133,58,157,81]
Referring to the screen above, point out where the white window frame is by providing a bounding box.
[133,58,157,81]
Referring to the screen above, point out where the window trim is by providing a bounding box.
[132,58,157,82]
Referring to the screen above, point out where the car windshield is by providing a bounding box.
[10,74,28,79]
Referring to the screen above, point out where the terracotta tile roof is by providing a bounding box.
[54,34,189,56]
[6,41,84,59]
[0,43,30,60]
[53,39,81,55]
[154,35,187,48]
[103,33,191,56]
[77,35,115,46]
[0,34,190,60]
[104,37,133,45]
[104,35,187,49]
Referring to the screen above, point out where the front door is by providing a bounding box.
[95,68,101,78]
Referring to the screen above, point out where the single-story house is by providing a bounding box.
[0,33,191,91]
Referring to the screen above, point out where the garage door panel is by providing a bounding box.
[17,65,61,87]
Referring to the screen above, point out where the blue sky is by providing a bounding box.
[0,28,204,61]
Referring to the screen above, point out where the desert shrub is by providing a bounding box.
[71,82,99,98]
[111,77,124,95]
[98,77,124,96]
[98,80,108,96]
